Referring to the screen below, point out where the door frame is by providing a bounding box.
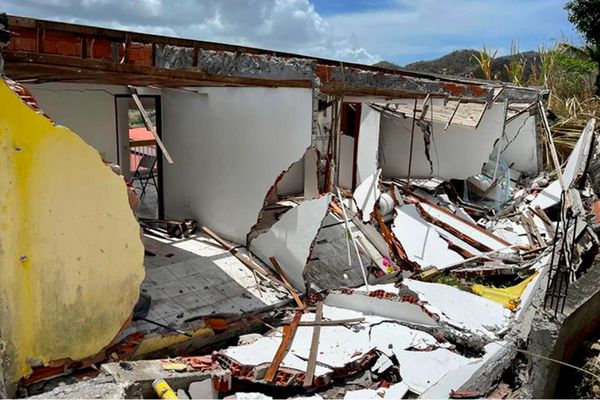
[114,94,164,219]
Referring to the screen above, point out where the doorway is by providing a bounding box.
[115,95,163,219]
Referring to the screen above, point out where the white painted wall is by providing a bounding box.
[499,113,539,175]
[161,87,313,243]
[26,83,121,163]
[25,83,160,166]
[380,102,507,180]
[338,135,354,189]
[277,158,304,196]
[355,106,381,186]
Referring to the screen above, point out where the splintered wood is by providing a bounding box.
[269,256,306,309]
[264,312,302,382]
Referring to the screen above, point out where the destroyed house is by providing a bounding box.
[1,13,599,399]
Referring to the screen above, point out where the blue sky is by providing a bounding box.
[2,0,582,65]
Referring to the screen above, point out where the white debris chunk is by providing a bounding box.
[353,169,382,222]
[404,279,511,338]
[392,204,464,270]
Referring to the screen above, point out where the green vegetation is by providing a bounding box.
[471,45,498,81]
[565,0,600,95]
[433,274,471,292]
[128,109,156,128]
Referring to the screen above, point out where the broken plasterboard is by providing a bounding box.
[250,195,333,292]
[353,169,382,222]
[219,304,459,390]
[392,204,464,270]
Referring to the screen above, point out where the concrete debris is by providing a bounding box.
[3,15,600,400]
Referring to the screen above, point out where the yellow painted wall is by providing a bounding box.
[0,80,145,386]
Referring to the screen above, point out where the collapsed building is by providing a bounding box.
[1,13,599,399]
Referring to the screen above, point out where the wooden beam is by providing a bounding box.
[201,226,285,288]
[264,312,302,382]
[519,214,536,248]
[304,301,323,387]
[269,257,305,309]
[444,100,461,131]
[538,100,567,193]
[4,51,313,89]
[298,317,364,326]
[128,85,174,164]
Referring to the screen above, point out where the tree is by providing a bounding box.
[565,0,600,94]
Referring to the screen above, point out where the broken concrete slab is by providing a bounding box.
[403,279,511,339]
[392,204,464,270]
[251,195,333,292]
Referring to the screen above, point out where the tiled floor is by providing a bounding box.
[129,232,290,336]
[133,180,159,220]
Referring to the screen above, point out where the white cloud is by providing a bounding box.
[324,0,579,64]
[1,0,580,65]
[1,0,382,64]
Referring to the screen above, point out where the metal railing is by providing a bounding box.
[129,139,157,174]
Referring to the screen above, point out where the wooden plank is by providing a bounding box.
[304,302,323,387]
[444,100,461,131]
[4,51,313,89]
[264,312,302,382]
[525,210,545,245]
[128,85,174,164]
[298,317,364,326]
[201,226,285,288]
[373,207,406,260]
[519,214,536,248]
[532,206,556,237]
[269,257,305,309]
[538,100,567,194]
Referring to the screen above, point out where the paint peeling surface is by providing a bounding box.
[392,204,464,269]
[251,195,332,292]
[0,80,145,385]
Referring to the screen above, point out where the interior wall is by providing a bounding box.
[25,83,121,163]
[24,82,161,166]
[161,86,313,243]
[380,102,506,180]
[356,106,381,186]
[500,113,539,175]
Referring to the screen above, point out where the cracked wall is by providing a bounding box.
[499,112,539,175]
[0,80,145,389]
[380,102,507,180]
[161,86,313,244]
